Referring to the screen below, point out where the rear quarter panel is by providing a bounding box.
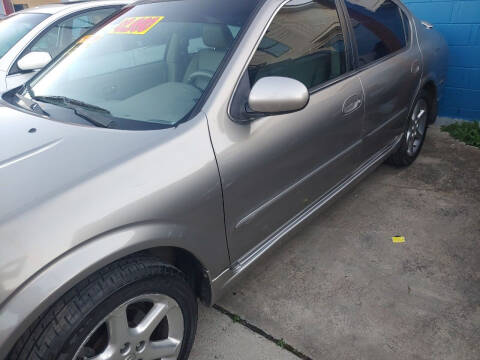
[413,15,448,102]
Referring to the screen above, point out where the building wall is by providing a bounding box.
[12,0,59,11]
[403,0,480,120]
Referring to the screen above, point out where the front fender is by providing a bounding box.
[0,112,229,358]
[0,221,219,359]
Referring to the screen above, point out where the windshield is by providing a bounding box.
[0,13,49,59]
[27,0,258,129]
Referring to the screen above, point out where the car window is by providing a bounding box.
[248,0,347,90]
[344,0,407,67]
[27,0,258,129]
[30,7,118,59]
[0,13,49,59]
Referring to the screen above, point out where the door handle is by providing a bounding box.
[411,60,421,74]
[421,20,433,29]
[342,94,362,114]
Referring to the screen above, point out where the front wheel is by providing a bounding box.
[8,256,197,360]
[387,90,429,167]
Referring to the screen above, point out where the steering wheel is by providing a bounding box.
[186,70,214,89]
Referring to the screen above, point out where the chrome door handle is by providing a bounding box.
[421,20,433,29]
[342,94,362,114]
[411,60,421,74]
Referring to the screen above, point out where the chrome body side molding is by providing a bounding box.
[210,134,402,303]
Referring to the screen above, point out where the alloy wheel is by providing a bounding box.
[74,294,184,360]
[406,98,428,156]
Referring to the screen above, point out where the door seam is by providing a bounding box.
[203,111,233,265]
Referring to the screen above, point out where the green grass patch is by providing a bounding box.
[441,121,480,148]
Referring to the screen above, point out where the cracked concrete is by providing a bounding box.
[192,127,480,360]
[190,305,299,360]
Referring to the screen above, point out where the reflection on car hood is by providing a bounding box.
[0,103,216,309]
[0,104,167,223]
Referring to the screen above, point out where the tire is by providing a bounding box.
[387,90,430,167]
[8,256,198,360]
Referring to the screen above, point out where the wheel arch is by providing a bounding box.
[142,246,212,305]
[0,224,217,360]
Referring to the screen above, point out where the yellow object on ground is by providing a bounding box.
[392,236,405,243]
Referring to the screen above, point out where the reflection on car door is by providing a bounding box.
[209,0,365,263]
[343,0,422,160]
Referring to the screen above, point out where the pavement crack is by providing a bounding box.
[213,304,313,360]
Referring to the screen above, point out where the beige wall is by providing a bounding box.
[13,0,60,9]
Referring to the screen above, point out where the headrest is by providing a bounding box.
[166,33,188,62]
[202,24,234,49]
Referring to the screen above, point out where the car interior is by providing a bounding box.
[54,22,237,124]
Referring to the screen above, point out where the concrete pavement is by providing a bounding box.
[190,305,299,360]
[192,127,480,360]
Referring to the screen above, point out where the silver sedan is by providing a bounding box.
[0,0,131,92]
[0,0,447,359]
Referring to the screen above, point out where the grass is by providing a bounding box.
[441,121,480,148]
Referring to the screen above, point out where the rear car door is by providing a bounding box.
[5,7,119,90]
[342,0,421,160]
[208,0,365,262]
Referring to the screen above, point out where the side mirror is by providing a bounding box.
[248,76,309,114]
[17,52,52,72]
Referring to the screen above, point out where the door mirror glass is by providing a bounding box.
[248,76,309,114]
[17,51,52,71]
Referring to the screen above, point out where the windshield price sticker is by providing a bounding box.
[111,16,164,35]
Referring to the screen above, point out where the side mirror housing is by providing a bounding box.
[248,76,309,114]
[17,52,52,72]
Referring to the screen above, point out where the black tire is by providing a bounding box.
[8,255,197,360]
[387,89,430,167]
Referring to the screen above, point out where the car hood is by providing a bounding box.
[0,103,220,308]
[0,104,167,223]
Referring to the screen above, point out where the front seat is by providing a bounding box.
[183,24,234,90]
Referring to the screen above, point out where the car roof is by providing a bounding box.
[18,0,134,15]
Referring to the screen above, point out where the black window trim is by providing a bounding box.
[8,5,122,76]
[338,0,413,74]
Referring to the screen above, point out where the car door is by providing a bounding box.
[5,7,119,91]
[342,0,422,160]
[207,0,365,263]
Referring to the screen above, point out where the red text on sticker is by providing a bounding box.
[112,16,164,35]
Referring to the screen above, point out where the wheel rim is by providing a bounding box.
[406,98,428,156]
[74,294,184,360]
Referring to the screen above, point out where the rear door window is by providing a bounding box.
[344,0,407,66]
[248,0,347,90]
